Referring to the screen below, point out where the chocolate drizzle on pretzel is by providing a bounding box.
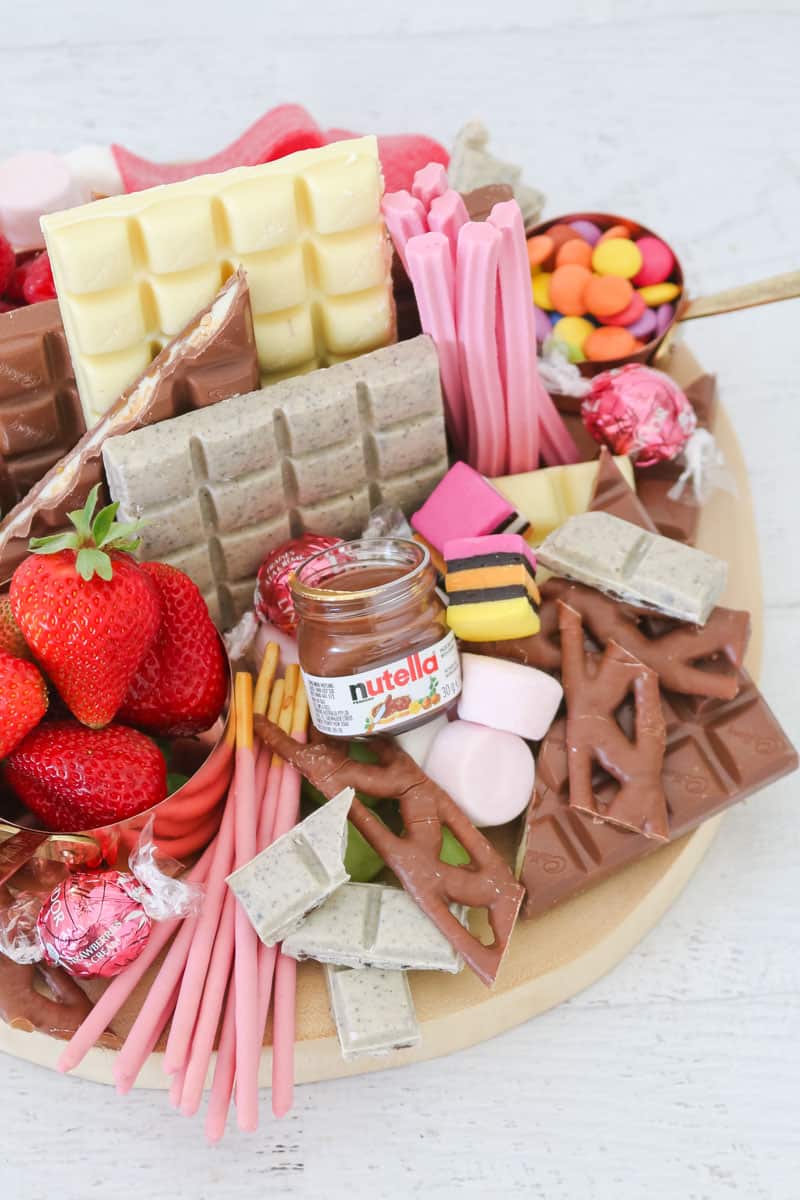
[253,719,524,986]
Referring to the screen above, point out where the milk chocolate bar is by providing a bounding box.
[0,270,259,584]
[537,511,728,624]
[103,335,448,628]
[226,789,351,946]
[42,138,395,426]
[282,881,467,972]
[254,719,525,987]
[0,301,83,514]
[517,675,798,917]
[325,964,421,1061]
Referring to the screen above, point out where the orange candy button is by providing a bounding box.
[584,326,639,361]
[546,223,582,252]
[527,235,554,270]
[585,273,634,319]
[598,223,631,243]
[555,238,593,269]
[549,264,592,316]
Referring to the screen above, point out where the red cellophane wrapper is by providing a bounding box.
[36,871,151,980]
[581,364,696,467]
[255,534,341,635]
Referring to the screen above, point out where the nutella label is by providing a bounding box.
[302,632,462,737]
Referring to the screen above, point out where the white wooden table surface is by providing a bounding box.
[2,3,798,1197]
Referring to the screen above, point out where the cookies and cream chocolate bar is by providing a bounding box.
[325,964,421,1061]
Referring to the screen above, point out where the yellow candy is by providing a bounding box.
[592,237,643,279]
[552,316,594,362]
[532,271,553,310]
[638,281,681,306]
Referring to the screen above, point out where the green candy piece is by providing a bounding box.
[440,827,470,866]
[302,740,381,810]
[344,822,385,882]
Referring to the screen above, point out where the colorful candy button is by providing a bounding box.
[533,304,552,342]
[555,238,592,269]
[639,281,681,306]
[655,302,675,335]
[632,236,675,287]
[527,235,554,270]
[584,273,633,319]
[551,316,594,362]
[549,264,592,316]
[546,223,582,253]
[584,326,640,362]
[601,290,645,327]
[627,307,658,341]
[568,219,602,245]
[592,238,643,280]
[532,271,553,310]
[598,223,631,243]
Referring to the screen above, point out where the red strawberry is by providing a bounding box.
[119,561,227,736]
[3,720,167,832]
[21,252,56,305]
[0,650,48,758]
[10,485,161,728]
[0,595,30,659]
[0,234,15,294]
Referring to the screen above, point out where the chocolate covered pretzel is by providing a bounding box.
[254,719,524,986]
[558,601,669,840]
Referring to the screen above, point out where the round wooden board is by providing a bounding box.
[0,349,764,1089]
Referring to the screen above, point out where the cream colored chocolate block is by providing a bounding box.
[42,137,395,427]
[491,455,635,543]
[102,335,448,630]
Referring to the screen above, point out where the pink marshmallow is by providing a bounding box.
[424,720,535,827]
[455,222,507,476]
[411,162,449,210]
[0,151,82,251]
[406,231,468,453]
[458,653,563,741]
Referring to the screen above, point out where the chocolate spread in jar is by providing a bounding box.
[291,538,461,738]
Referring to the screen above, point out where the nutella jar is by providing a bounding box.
[291,538,461,739]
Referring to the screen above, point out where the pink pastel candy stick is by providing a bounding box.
[205,982,237,1143]
[179,891,236,1116]
[115,981,180,1097]
[163,794,236,1074]
[380,190,427,273]
[113,904,203,1088]
[538,392,581,465]
[455,222,508,476]
[405,232,468,453]
[168,1065,186,1109]
[427,190,469,267]
[57,844,214,1074]
[233,732,261,1133]
[269,740,307,1120]
[411,161,449,210]
[486,201,541,474]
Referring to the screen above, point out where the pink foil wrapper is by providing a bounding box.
[581,364,696,467]
[255,534,341,635]
[36,870,152,980]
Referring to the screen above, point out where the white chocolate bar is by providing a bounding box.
[102,335,448,628]
[42,137,395,426]
[281,881,466,972]
[226,789,351,946]
[491,455,635,544]
[325,964,421,1061]
[537,511,728,624]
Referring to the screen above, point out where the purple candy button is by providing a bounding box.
[655,302,675,336]
[627,308,658,341]
[568,219,602,246]
[534,304,552,342]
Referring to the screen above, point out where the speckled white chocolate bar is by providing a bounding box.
[102,335,448,628]
[41,138,395,426]
[325,964,421,1061]
[537,510,728,625]
[281,881,467,972]
[226,789,351,947]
